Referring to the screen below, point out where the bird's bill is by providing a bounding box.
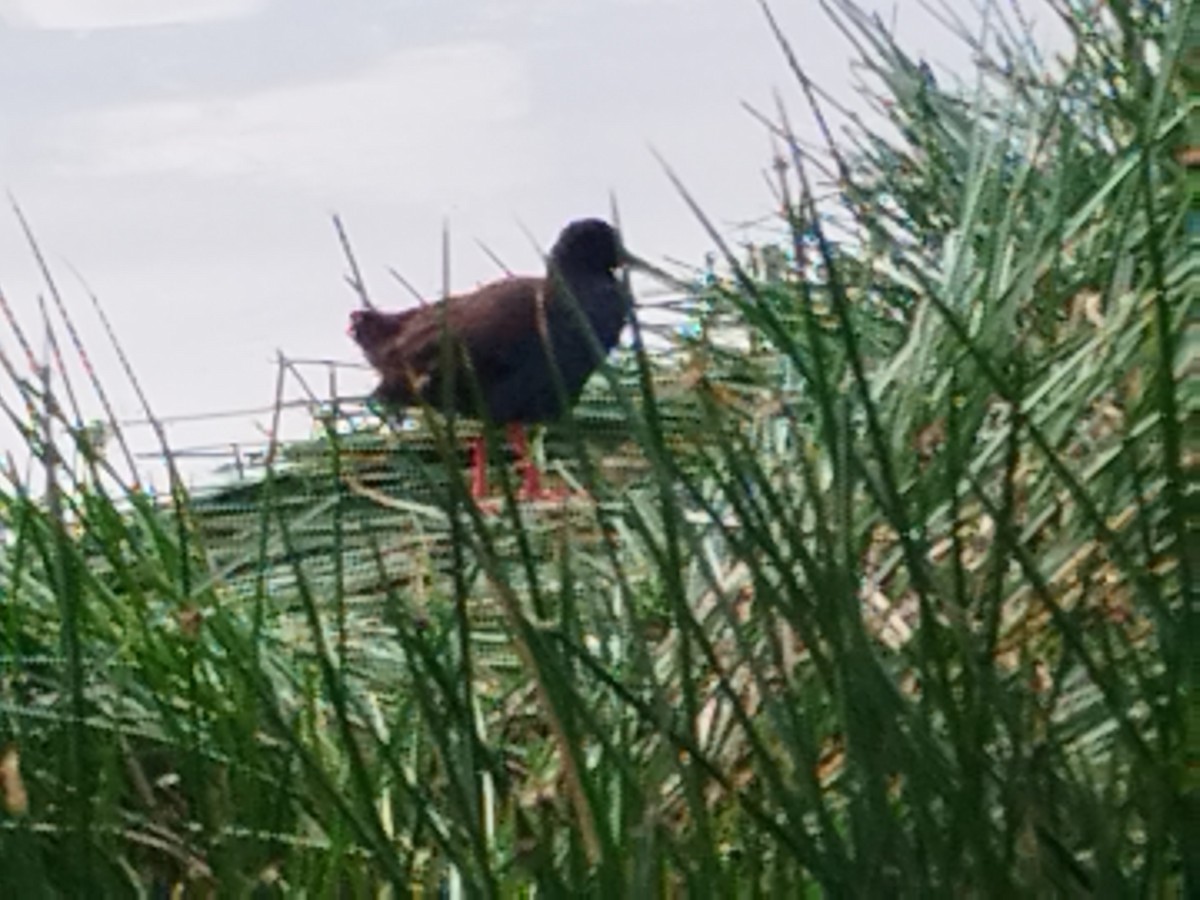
[620,250,693,291]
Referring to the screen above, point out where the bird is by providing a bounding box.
[348,218,636,502]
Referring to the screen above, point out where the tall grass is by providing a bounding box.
[0,0,1192,894]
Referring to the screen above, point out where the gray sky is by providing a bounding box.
[0,0,1066,487]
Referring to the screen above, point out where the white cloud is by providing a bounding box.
[42,42,546,204]
[0,0,269,30]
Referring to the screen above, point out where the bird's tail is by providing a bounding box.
[347,308,418,353]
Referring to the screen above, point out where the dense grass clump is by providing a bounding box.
[0,0,1193,895]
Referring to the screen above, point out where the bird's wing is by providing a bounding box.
[375,277,544,394]
[449,277,546,379]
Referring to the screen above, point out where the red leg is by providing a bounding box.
[506,424,543,499]
[469,434,488,499]
[507,424,582,502]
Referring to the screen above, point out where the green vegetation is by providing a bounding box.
[1,0,1193,894]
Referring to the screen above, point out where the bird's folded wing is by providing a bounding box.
[380,276,545,391]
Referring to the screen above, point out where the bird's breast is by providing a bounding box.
[549,278,629,350]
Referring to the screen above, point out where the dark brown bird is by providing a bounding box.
[349,218,634,501]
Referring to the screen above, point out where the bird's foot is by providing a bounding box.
[468,485,586,513]
[516,483,591,505]
[473,496,504,516]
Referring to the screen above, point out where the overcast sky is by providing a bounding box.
[0,0,1066,487]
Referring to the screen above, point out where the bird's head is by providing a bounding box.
[549,219,625,274]
[548,218,679,290]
